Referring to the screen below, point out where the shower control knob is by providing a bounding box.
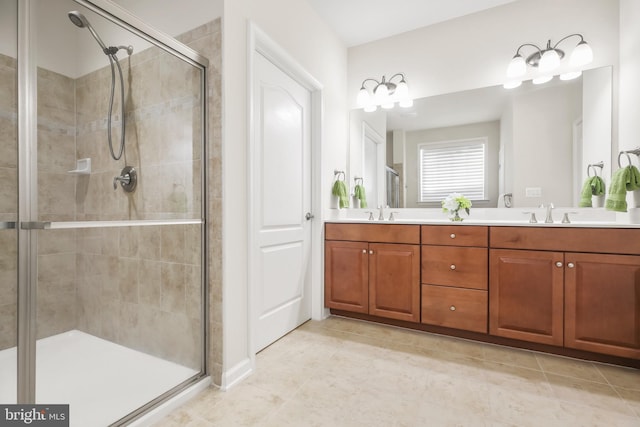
[113,166,137,193]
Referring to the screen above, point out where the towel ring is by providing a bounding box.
[333,169,345,180]
[586,162,603,178]
[618,152,633,168]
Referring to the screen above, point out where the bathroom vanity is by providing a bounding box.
[324,221,640,366]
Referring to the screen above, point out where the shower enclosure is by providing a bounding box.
[0,0,209,425]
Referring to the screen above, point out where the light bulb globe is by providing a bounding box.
[374,83,389,103]
[357,87,370,108]
[570,41,593,67]
[507,55,527,78]
[539,49,561,72]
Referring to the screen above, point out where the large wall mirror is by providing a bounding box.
[349,66,612,209]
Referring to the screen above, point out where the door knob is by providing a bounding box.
[555,262,563,268]
[305,212,314,220]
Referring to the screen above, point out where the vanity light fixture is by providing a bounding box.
[357,73,413,112]
[504,33,593,89]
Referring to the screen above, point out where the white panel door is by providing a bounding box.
[252,52,312,352]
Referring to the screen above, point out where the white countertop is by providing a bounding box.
[324,208,640,228]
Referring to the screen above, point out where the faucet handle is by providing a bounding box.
[389,211,399,221]
[562,212,578,224]
[523,212,538,223]
[364,211,374,221]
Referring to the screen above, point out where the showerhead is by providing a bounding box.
[68,10,109,53]
[68,11,89,28]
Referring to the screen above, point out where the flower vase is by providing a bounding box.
[450,211,463,222]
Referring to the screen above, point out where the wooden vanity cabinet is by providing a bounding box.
[325,223,421,322]
[490,227,640,358]
[324,240,369,313]
[421,225,488,333]
[564,253,640,359]
[489,249,564,346]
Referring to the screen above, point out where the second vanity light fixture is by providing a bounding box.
[504,33,593,89]
[357,73,413,112]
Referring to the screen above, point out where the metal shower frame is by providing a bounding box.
[16,0,210,424]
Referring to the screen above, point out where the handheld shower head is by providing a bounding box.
[68,10,109,53]
[68,10,89,28]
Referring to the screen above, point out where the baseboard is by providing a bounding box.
[221,357,253,391]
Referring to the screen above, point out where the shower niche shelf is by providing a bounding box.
[68,158,91,175]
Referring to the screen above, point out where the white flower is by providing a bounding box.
[442,197,459,211]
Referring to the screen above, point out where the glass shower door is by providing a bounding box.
[19,1,208,425]
[0,0,18,406]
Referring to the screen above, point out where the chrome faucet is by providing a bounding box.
[544,203,555,223]
[378,205,385,221]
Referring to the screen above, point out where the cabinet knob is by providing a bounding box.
[556,261,563,268]
[450,305,456,311]
[450,233,456,239]
[450,264,456,270]
[369,250,374,255]
[362,249,367,254]
[567,262,575,268]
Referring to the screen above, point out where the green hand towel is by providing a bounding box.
[579,177,594,207]
[626,165,640,191]
[605,166,640,212]
[592,176,606,195]
[579,176,606,207]
[332,180,349,208]
[354,184,367,208]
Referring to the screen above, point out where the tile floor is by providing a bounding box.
[154,316,640,427]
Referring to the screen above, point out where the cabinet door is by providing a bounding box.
[565,253,640,359]
[489,249,564,346]
[324,240,369,313]
[369,243,420,322]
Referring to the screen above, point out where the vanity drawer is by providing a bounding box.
[325,223,420,244]
[422,225,488,247]
[490,227,640,255]
[421,284,488,333]
[422,246,487,290]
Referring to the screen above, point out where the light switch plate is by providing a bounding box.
[525,187,542,198]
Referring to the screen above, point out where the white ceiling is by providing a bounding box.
[307,0,518,47]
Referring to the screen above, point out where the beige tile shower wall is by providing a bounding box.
[177,19,223,386]
[71,20,220,371]
[36,67,78,340]
[74,42,201,221]
[0,53,17,351]
[75,224,202,369]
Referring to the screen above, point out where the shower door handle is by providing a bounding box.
[0,221,16,230]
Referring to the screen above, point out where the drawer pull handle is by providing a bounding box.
[450,305,456,311]
[362,249,367,254]
[450,233,456,239]
[567,262,575,268]
[450,264,456,270]
[556,262,563,268]
[369,250,374,255]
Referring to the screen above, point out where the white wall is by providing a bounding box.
[619,0,640,153]
[349,109,386,204]
[348,0,619,108]
[582,67,613,186]
[222,0,347,386]
[511,83,582,207]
